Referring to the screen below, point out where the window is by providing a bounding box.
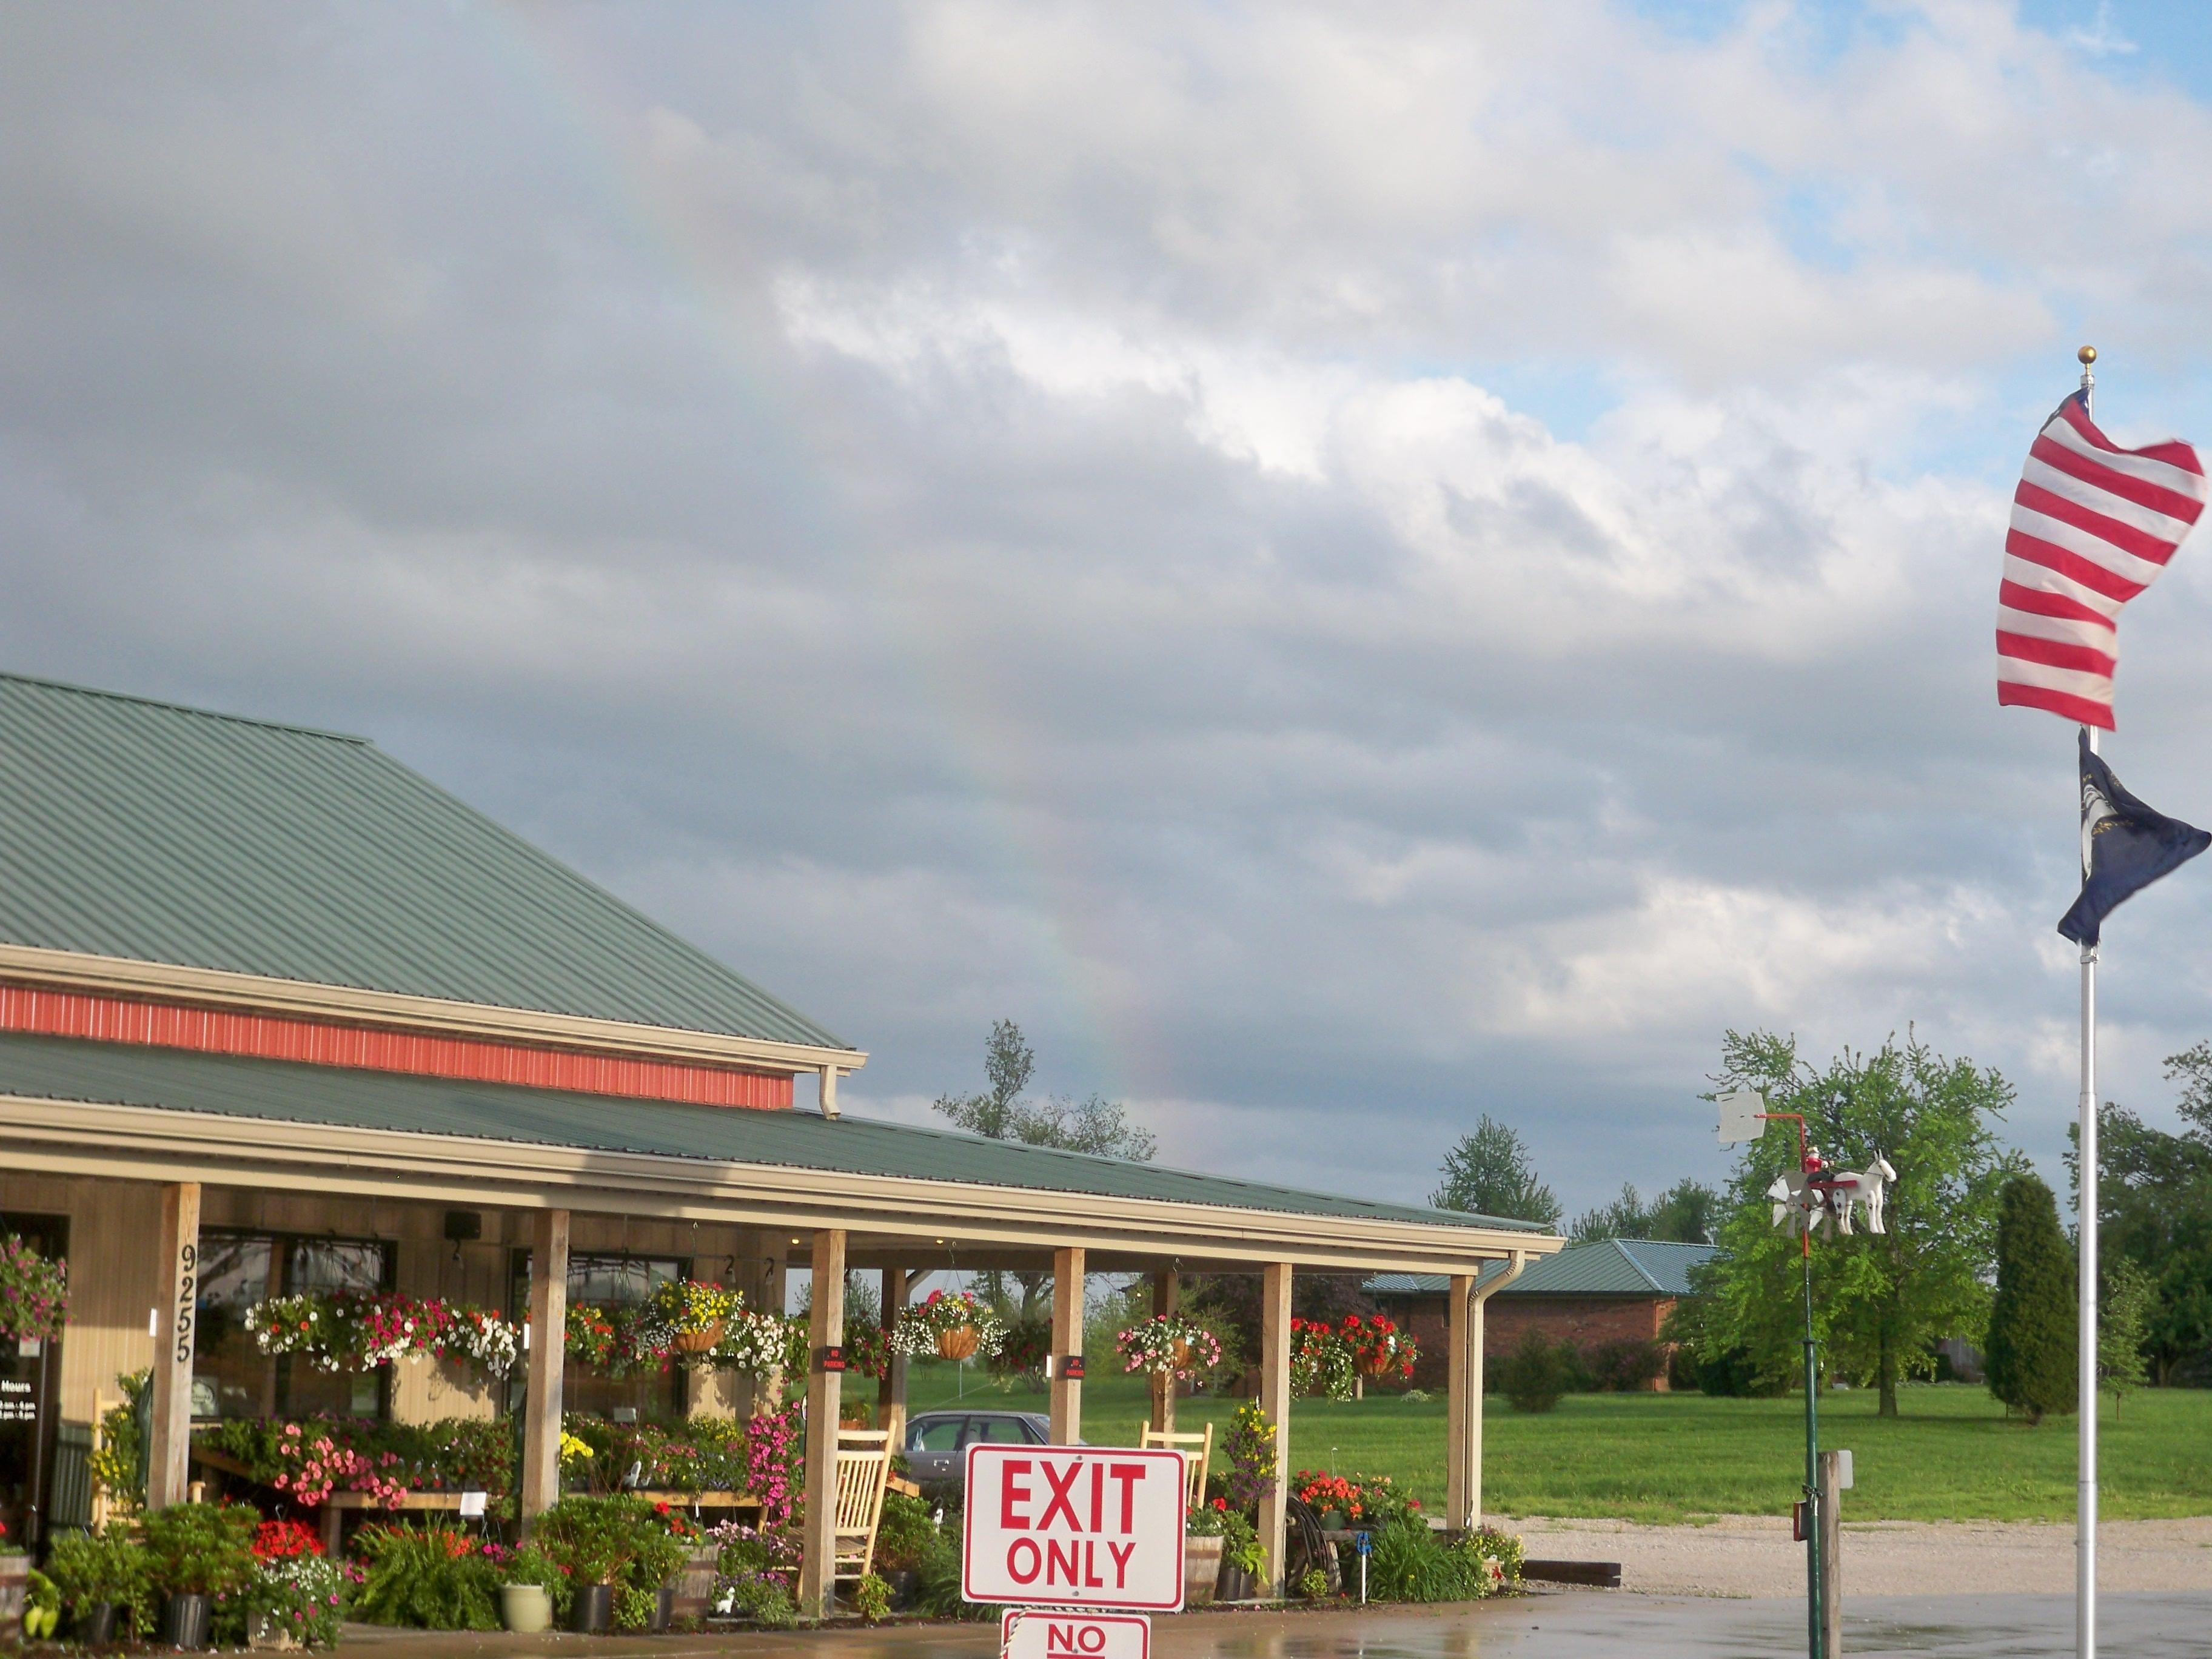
[910,1418,964,1452]
[971,1415,1034,1444]
[192,1232,391,1420]
[508,1250,688,1423]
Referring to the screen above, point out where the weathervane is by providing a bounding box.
[1717,1090,1899,1659]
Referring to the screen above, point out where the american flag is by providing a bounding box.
[1998,395,2207,729]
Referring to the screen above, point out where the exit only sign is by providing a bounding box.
[962,1444,1188,1610]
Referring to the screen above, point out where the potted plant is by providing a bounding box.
[0,1521,28,1634]
[626,1501,694,1631]
[1181,1499,1235,1607]
[0,1234,67,1351]
[649,1279,742,1356]
[497,1543,563,1632]
[243,1553,345,1649]
[889,1289,1007,1363]
[142,1501,257,1650]
[565,1303,620,1369]
[45,1523,152,1643]
[532,1493,648,1632]
[1115,1314,1223,1382]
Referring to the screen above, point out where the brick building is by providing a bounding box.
[1369,1237,1717,1393]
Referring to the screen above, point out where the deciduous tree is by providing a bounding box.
[1691,1029,2017,1416]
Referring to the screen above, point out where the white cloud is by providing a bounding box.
[5,0,2212,1217]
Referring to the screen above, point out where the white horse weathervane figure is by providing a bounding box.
[1767,1150,1897,1238]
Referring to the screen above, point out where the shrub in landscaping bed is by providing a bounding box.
[1586,1339,1667,1393]
[45,1524,155,1638]
[1500,1330,1579,1412]
[352,1523,503,1630]
[1367,1516,1503,1603]
[873,1490,938,1572]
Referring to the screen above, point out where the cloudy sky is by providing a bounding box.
[7,0,2212,1219]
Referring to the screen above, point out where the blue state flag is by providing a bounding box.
[2058,729,2210,948]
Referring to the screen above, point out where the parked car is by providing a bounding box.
[905,1410,1076,1493]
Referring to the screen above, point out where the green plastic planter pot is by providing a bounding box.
[499,1584,553,1633]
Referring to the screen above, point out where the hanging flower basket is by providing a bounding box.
[1114,1315,1221,1382]
[889,1290,1007,1361]
[0,1235,68,1345]
[709,1310,809,1378]
[649,1278,741,1358]
[1342,1315,1418,1381]
[242,1292,521,1378]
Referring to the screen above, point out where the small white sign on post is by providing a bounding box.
[1834,1449,1853,1490]
[1000,1610,1150,1659]
[962,1444,1187,1611]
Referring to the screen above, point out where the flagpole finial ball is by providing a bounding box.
[2079,345,2097,365]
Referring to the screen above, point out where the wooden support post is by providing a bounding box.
[879,1266,910,1453]
[798,1230,846,1620]
[1446,1273,1475,1531]
[1049,1247,1085,1445]
[147,1182,201,1510]
[520,1208,570,1522]
[1819,1450,1844,1655]
[762,1247,790,1409]
[1257,1262,1293,1596]
[1469,1256,1521,1540]
[1149,1269,1179,1435]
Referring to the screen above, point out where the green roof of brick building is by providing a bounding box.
[0,1031,1544,1230]
[0,674,851,1049]
[1366,1236,1717,1298]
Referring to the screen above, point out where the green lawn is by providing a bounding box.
[902,1364,2212,1524]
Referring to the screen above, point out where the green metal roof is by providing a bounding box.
[1367,1237,1716,1299]
[0,674,850,1050]
[0,1031,1544,1231]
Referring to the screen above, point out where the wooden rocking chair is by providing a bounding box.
[1138,1422,1213,1509]
[831,1429,894,1586]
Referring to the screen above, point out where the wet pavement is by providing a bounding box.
[343,1590,2212,1657]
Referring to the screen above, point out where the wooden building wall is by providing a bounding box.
[1,1175,782,1428]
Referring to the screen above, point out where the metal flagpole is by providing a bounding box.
[2076,342,2099,1659]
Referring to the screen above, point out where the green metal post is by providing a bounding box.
[1803,1241,1822,1659]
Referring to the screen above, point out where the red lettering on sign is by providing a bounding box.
[1108,1463,1146,1532]
[1108,1540,1136,1587]
[1084,1542,1103,1589]
[1090,1463,1104,1533]
[1008,1538,1042,1584]
[1047,1540,1079,1586]
[1001,1460,1034,1530]
[1038,1459,1085,1531]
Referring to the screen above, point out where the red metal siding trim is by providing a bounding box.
[0,984,793,1109]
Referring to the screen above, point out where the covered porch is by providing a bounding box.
[0,1030,1558,1615]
